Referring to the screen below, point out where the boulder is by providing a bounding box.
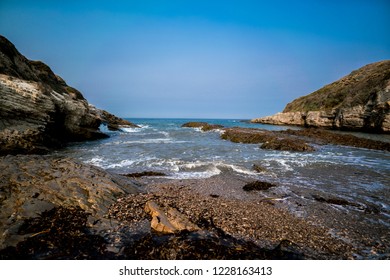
[0,154,140,249]
[243,181,276,192]
[144,200,200,234]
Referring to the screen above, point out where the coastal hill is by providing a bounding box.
[252,60,390,133]
[0,35,137,155]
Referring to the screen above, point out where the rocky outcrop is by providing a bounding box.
[182,122,224,131]
[0,154,139,250]
[221,127,315,152]
[0,35,134,155]
[93,107,139,131]
[252,61,390,132]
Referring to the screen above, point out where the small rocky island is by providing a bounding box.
[252,60,390,133]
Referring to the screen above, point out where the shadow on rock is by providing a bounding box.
[0,207,112,260]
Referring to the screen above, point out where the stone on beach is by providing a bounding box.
[145,200,200,234]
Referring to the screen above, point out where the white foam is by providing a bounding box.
[160,131,170,137]
[119,124,150,133]
[220,163,258,176]
[120,127,143,133]
[84,156,105,167]
[169,165,222,179]
[106,159,136,168]
[120,138,189,144]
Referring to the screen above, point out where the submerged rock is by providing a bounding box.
[182,122,224,131]
[221,128,315,152]
[282,128,390,151]
[221,128,274,144]
[123,171,167,178]
[243,181,277,192]
[260,138,315,152]
[252,164,268,173]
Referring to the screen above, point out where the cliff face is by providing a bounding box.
[0,35,135,154]
[252,61,390,133]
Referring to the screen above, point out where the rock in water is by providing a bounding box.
[182,122,224,131]
[0,35,133,154]
[243,181,276,192]
[252,60,390,133]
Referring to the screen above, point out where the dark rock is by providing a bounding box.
[221,128,315,152]
[252,164,268,173]
[182,122,224,132]
[363,204,380,214]
[122,171,167,178]
[221,128,274,144]
[313,194,381,214]
[243,181,276,192]
[0,207,111,260]
[0,155,140,250]
[260,138,315,152]
[313,195,350,206]
[282,128,390,151]
[121,230,305,260]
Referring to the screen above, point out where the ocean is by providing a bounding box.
[55,118,390,227]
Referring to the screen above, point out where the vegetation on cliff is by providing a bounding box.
[252,61,390,132]
[283,61,390,112]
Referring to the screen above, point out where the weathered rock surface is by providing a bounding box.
[0,35,134,155]
[145,200,200,234]
[0,155,139,250]
[252,61,390,132]
[221,127,315,152]
[282,128,390,151]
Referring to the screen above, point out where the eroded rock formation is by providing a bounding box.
[0,155,139,250]
[0,35,135,154]
[252,61,390,133]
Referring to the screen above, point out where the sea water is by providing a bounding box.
[56,118,390,225]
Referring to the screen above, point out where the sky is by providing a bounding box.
[1,0,389,119]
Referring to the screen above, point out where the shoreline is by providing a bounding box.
[1,122,390,259]
[0,154,389,259]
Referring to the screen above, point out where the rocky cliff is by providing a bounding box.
[0,35,136,155]
[252,61,390,133]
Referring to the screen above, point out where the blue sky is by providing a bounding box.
[1,0,389,118]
